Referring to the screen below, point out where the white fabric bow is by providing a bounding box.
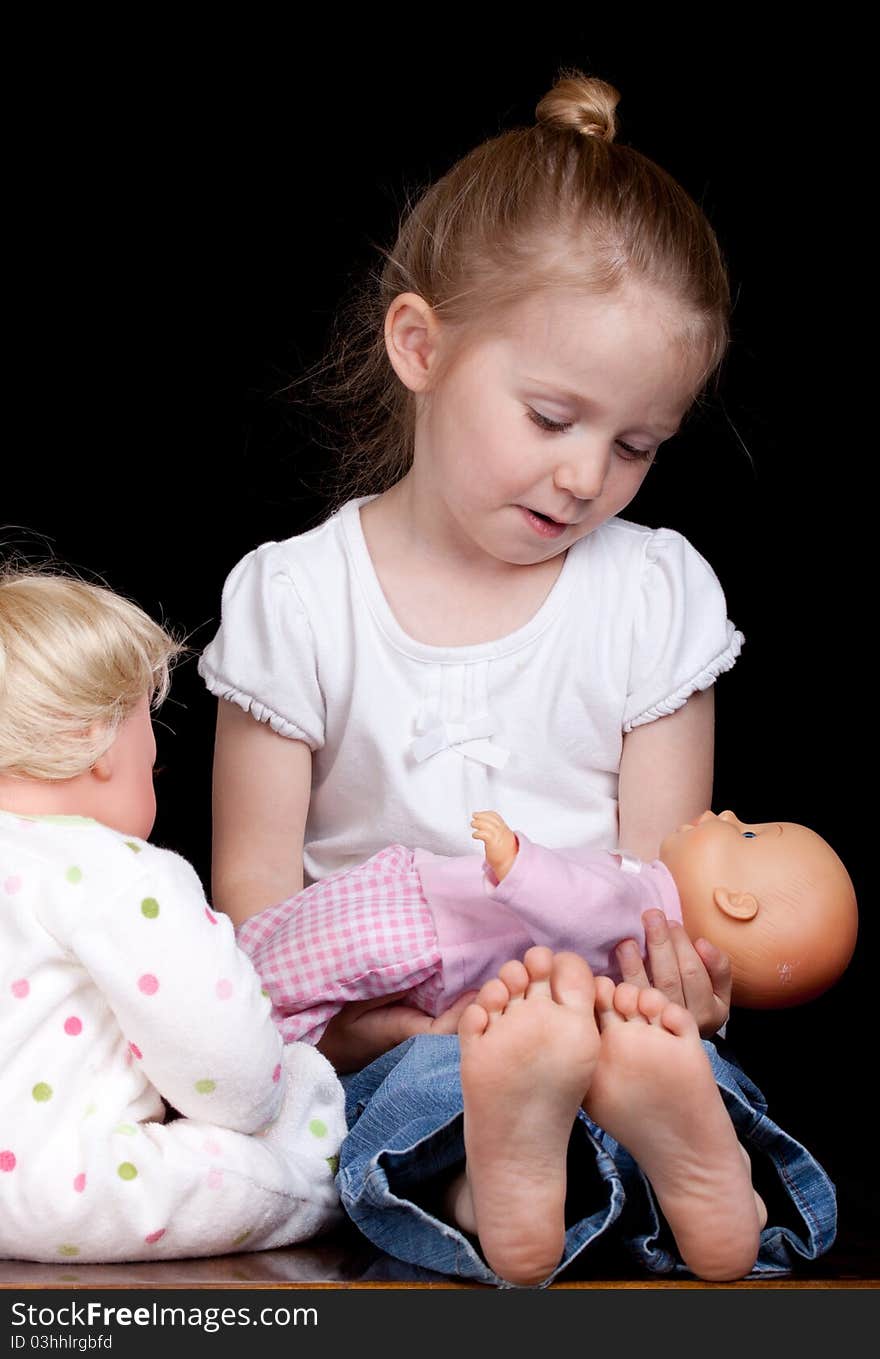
[410,716,510,770]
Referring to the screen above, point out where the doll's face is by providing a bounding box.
[659,810,787,909]
[660,810,858,1007]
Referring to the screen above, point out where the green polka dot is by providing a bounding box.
[232,1230,252,1246]
[140,897,160,919]
[83,1103,97,1119]
[261,987,269,998]
[117,1162,138,1181]
[66,866,82,884]
[125,841,143,853]
[114,1123,137,1136]
[194,1079,216,1095]
[58,1245,79,1257]
[308,1119,328,1138]
[326,1155,339,1174]
[32,1082,52,1103]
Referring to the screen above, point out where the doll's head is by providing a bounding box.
[660,811,858,1008]
[315,70,730,507]
[0,567,182,838]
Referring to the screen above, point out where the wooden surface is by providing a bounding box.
[1,1231,876,1289]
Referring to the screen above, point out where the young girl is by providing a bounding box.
[0,568,345,1264]
[199,71,835,1283]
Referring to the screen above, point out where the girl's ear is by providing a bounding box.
[713,887,759,921]
[384,292,443,392]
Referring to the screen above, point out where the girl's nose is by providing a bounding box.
[717,809,741,827]
[553,449,611,500]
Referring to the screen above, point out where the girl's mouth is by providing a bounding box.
[518,506,568,539]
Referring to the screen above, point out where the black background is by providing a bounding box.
[6,21,873,1273]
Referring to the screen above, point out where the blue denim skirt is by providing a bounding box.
[337,1033,837,1287]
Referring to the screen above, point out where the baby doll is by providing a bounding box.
[237,808,857,1044]
[0,568,345,1264]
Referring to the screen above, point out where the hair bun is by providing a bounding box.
[535,72,619,143]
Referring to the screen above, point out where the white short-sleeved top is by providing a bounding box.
[198,498,743,884]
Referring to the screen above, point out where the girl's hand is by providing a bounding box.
[614,910,732,1037]
[316,990,478,1074]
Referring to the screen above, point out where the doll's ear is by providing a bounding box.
[90,753,113,783]
[713,887,759,921]
[88,724,115,783]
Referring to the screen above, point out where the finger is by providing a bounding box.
[665,922,715,1015]
[641,910,685,1006]
[615,938,651,988]
[369,1003,437,1042]
[693,936,733,1010]
[430,990,480,1033]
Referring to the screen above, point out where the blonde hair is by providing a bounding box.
[0,567,184,780]
[308,69,730,502]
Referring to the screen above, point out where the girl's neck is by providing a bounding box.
[358,478,567,647]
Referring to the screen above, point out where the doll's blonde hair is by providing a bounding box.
[0,567,183,780]
[309,68,730,501]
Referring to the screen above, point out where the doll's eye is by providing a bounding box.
[741,831,757,838]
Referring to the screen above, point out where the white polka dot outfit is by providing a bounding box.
[0,811,345,1263]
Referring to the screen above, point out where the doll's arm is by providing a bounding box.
[67,848,285,1131]
[210,700,312,926]
[618,688,714,860]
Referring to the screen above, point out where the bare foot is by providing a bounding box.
[585,980,762,1281]
[470,810,518,882]
[455,947,599,1285]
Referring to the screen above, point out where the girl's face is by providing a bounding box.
[413,285,703,565]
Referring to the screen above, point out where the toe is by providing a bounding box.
[474,977,511,1022]
[613,982,647,1022]
[637,987,667,1024]
[549,952,595,1010]
[523,946,554,997]
[498,959,530,1003]
[658,1000,699,1040]
[458,1002,490,1041]
[594,974,620,1027]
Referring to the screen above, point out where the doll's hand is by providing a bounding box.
[614,910,732,1038]
[316,990,478,1074]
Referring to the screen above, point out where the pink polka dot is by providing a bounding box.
[129,1042,142,1060]
[203,1138,222,1157]
[207,1167,224,1190]
[3,876,22,895]
[144,1228,166,1245]
[0,1150,16,1172]
[205,907,217,925]
[215,979,233,1000]
[272,1063,282,1083]
[11,979,29,999]
[137,974,159,996]
[63,1017,82,1036]
[73,1173,86,1193]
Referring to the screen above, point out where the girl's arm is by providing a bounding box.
[617,687,714,861]
[211,700,312,926]
[616,688,732,1036]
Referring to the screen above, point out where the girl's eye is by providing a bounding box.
[527,409,572,434]
[616,440,654,463]
[741,831,757,838]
